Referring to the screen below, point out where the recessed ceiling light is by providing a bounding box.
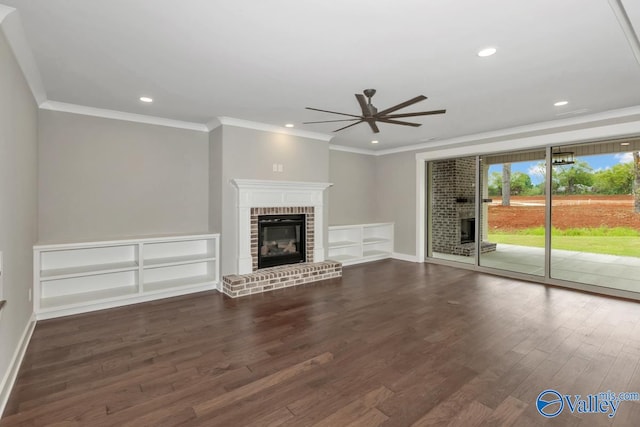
[554,100,569,106]
[284,123,294,128]
[139,96,153,103]
[621,142,630,146]
[371,140,379,144]
[477,47,497,57]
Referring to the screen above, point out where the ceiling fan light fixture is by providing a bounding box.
[371,140,379,144]
[477,47,497,57]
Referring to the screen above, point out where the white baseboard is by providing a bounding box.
[0,313,36,418]
[392,252,421,263]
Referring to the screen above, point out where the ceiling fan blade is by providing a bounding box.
[376,95,428,116]
[382,109,447,119]
[355,94,370,116]
[377,118,421,127]
[365,119,380,133]
[334,120,363,132]
[305,107,361,118]
[303,119,361,124]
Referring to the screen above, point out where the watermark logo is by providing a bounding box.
[537,389,564,418]
[536,389,640,418]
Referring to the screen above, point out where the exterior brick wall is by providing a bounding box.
[431,158,496,256]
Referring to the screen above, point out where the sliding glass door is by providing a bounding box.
[426,138,640,296]
[550,141,640,293]
[478,151,546,276]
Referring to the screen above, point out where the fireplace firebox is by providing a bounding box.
[258,214,306,269]
[460,218,475,244]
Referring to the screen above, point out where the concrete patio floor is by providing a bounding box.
[434,243,640,294]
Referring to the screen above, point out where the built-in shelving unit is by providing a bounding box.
[34,233,219,319]
[327,223,393,266]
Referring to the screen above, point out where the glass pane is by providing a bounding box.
[428,157,477,265]
[550,142,640,292]
[479,151,546,276]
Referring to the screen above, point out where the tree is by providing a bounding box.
[488,171,502,196]
[510,172,533,195]
[502,163,511,206]
[554,160,593,194]
[592,162,634,195]
[634,152,640,213]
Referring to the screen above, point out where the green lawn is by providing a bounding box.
[488,227,640,257]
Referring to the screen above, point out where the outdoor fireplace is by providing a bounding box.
[460,218,475,244]
[257,214,306,269]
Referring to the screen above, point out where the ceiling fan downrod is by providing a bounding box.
[363,89,377,115]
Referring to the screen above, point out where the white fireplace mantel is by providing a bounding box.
[231,179,332,274]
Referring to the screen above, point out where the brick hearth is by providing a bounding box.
[222,261,342,298]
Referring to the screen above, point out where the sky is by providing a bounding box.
[488,153,634,185]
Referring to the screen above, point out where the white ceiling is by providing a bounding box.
[3,0,640,151]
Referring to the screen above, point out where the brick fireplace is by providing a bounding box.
[431,158,496,256]
[224,179,340,297]
[251,207,314,270]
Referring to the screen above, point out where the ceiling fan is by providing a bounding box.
[304,89,446,134]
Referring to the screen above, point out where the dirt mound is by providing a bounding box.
[488,195,640,230]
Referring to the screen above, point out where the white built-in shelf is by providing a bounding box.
[34,233,220,319]
[363,249,390,258]
[328,240,360,249]
[40,261,139,281]
[40,286,138,309]
[327,223,393,266]
[362,237,390,245]
[143,255,216,269]
[144,275,216,294]
[329,254,359,263]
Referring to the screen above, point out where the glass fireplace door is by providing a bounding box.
[258,214,306,268]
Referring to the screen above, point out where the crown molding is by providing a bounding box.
[216,117,333,142]
[206,117,222,131]
[0,6,47,105]
[40,101,209,131]
[328,144,377,156]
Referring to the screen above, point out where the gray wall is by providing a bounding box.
[375,150,420,257]
[0,29,38,409]
[38,111,210,242]
[208,126,222,233]
[218,126,329,275]
[328,150,377,225]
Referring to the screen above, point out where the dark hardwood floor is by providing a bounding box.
[2,260,640,426]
